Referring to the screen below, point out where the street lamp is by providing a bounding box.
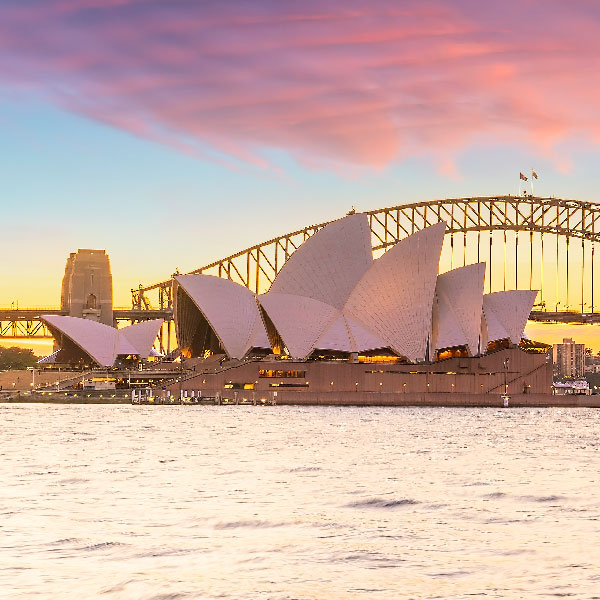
[27,366,35,390]
[503,357,510,395]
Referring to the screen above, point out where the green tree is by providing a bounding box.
[0,347,39,370]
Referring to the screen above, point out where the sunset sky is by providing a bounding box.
[2,0,600,351]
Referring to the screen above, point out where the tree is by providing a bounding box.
[0,347,39,370]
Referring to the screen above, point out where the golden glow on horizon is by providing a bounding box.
[524,322,600,353]
[0,339,55,355]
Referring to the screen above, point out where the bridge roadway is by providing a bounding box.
[0,308,173,338]
[0,307,597,341]
[529,311,600,324]
[0,308,173,321]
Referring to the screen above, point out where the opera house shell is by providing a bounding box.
[174,214,538,363]
[40,315,163,368]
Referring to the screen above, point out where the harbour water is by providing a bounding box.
[1,404,599,599]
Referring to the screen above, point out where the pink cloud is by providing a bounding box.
[1,0,599,170]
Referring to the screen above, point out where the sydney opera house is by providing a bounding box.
[171,214,551,403]
[40,213,552,402]
[176,216,538,362]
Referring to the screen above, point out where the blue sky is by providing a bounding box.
[2,94,598,308]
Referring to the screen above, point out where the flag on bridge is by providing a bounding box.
[532,170,538,179]
[520,172,528,181]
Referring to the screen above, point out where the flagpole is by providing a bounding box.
[518,172,522,196]
[530,168,534,196]
[518,172,528,196]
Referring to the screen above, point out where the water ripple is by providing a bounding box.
[346,497,420,508]
[213,520,287,529]
[1,405,598,599]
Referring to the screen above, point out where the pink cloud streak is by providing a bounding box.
[1,0,599,169]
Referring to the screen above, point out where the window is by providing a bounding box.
[258,369,306,378]
[86,294,97,309]
[224,383,255,390]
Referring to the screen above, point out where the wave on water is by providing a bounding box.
[483,492,566,504]
[213,519,287,529]
[133,548,196,559]
[44,538,80,547]
[78,541,124,552]
[288,466,322,472]
[427,570,472,578]
[56,478,89,485]
[346,497,420,508]
[522,494,565,503]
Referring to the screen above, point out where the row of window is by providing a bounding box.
[258,369,306,378]
[224,381,309,389]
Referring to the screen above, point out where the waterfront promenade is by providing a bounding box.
[2,390,599,408]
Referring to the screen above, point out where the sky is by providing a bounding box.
[1,0,600,350]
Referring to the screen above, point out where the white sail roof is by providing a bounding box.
[433,263,485,355]
[247,312,271,349]
[313,313,350,352]
[119,319,163,358]
[482,290,537,345]
[481,307,508,347]
[314,312,388,353]
[344,222,446,361]
[176,274,268,359]
[259,292,339,359]
[268,213,373,309]
[41,315,164,366]
[42,315,119,367]
[345,314,389,352]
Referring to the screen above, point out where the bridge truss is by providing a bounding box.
[133,195,600,317]
[0,311,55,338]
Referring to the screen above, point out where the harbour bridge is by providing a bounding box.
[3,195,600,353]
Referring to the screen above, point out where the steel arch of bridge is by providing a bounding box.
[132,195,600,315]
